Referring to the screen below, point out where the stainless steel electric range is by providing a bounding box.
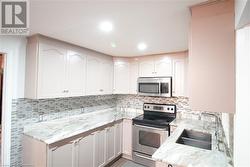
[132,103,176,167]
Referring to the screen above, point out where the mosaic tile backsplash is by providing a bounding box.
[10,94,232,166]
[11,95,116,167]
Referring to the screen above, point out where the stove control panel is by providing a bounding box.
[143,103,176,113]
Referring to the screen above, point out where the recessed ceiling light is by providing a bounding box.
[137,42,147,51]
[111,42,116,48]
[99,21,113,32]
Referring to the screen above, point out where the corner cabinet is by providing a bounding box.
[23,121,123,167]
[113,58,139,95]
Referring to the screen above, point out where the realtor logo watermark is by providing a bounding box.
[1,0,29,35]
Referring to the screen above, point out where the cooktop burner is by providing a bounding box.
[132,103,176,128]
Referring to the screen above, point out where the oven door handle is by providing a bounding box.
[134,124,167,131]
[134,152,153,161]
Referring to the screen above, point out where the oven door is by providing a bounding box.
[133,124,168,155]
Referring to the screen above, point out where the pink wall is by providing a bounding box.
[189,0,235,113]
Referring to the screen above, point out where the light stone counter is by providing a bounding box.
[23,108,141,144]
[152,119,233,167]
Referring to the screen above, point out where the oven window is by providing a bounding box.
[139,131,161,148]
[139,83,159,94]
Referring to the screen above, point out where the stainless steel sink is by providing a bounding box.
[176,129,212,150]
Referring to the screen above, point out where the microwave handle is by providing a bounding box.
[158,82,161,94]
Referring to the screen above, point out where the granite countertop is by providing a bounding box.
[152,119,233,167]
[23,108,141,144]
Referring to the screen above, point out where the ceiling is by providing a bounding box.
[30,0,206,57]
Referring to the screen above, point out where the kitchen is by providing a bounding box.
[0,0,249,167]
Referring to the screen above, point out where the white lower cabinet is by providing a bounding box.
[78,134,95,167]
[23,122,123,167]
[122,119,132,159]
[115,122,122,156]
[49,142,74,167]
[94,130,106,167]
[106,126,115,163]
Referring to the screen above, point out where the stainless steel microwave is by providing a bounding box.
[137,77,172,97]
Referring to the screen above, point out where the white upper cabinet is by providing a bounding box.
[129,61,139,94]
[25,37,87,99]
[66,51,86,97]
[113,54,187,96]
[86,56,102,95]
[86,56,113,95]
[38,43,67,98]
[154,57,172,76]
[172,58,187,97]
[139,56,172,77]
[139,59,155,77]
[100,60,113,95]
[113,58,139,94]
[113,59,130,94]
[25,35,113,99]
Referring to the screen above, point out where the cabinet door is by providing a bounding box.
[113,61,130,94]
[115,122,122,156]
[155,57,172,77]
[49,143,74,167]
[94,130,106,167]
[78,134,94,167]
[139,59,155,77]
[106,126,115,163]
[86,56,101,95]
[129,61,139,94]
[66,51,86,97]
[173,59,186,96]
[38,43,67,98]
[122,119,132,158]
[100,60,113,95]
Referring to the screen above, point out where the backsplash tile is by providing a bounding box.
[10,95,116,167]
[10,94,233,166]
